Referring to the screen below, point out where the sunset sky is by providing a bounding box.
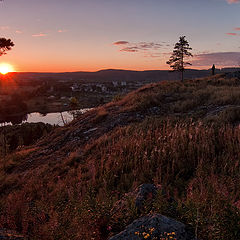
[0,0,240,72]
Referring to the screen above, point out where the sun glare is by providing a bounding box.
[0,63,14,75]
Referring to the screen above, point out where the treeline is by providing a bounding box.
[0,122,54,156]
[0,93,28,116]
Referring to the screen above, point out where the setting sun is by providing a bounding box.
[0,63,14,75]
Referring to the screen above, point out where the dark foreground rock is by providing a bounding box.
[109,214,195,240]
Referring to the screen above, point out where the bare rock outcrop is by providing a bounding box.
[109,214,195,240]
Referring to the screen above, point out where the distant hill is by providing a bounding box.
[11,68,240,82]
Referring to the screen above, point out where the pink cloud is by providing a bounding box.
[114,41,163,52]
[235,27,240,31]
[58,29,67,33]
[0,26,9,30]
[15,30,23,34]
[32,33,47,37]
[120,47,138,52]
[113,40,169,58]
[113,41,129,45]
[227,0,240,3]
[226,32,238,36]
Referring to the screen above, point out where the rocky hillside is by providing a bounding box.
[1,73,240,239]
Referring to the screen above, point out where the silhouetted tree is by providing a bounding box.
[166,36,193,82]
[212,64,216,76]
[0,38,14,56]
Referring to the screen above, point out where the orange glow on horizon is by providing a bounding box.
[0,61,219,73]
[10,63,170,73]
[0,63,15,75]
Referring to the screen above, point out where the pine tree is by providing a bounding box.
[166,36,193,82]
[0,38,14,56]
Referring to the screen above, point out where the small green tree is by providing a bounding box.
[166,36,193,82]
[0,38,14,56]
[70,97,79,107]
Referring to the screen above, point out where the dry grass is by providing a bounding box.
[1,118,240,239]
[112,75,240,121]
[92,107,108,123]
[1,74,240,239]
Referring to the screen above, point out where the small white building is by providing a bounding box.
[112,81,118,87]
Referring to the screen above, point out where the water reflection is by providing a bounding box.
[0,109,91,126]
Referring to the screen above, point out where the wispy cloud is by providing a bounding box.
[235,27,240,31]
[32,33,47,37]
[0,26,10,30]
[58,29,67,33]
[15,30,23,34]
[226,0,240,3]
[226,32,238,36]
[114,41,129,45]
[192,52,240,67]
[121,46,139,52]
[113,41,165,57]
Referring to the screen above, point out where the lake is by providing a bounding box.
[0,109,92,126]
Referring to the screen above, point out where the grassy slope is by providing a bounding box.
[1,74,240,239]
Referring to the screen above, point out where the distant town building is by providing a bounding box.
[112,81,118,87]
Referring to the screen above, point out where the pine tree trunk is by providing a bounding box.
[181,48,184,82]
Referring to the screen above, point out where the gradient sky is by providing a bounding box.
[0,0,240,72]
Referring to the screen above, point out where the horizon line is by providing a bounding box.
[7,67,240,74]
